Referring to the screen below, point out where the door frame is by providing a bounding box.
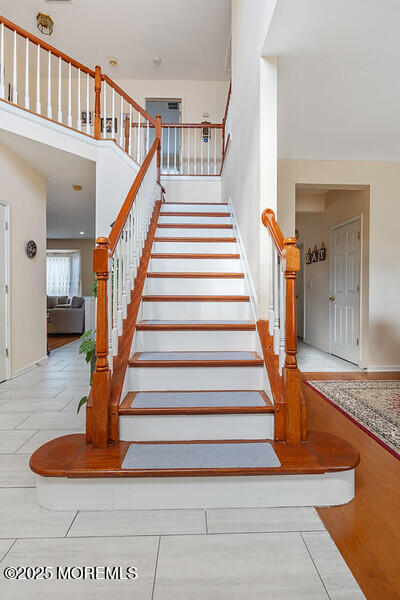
[0,199,11,380]
[296,240,305,339]
[329,215,362,366]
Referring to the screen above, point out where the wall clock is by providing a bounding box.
[26,240,38,258]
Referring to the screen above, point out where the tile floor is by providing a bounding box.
[297,340,363,373]
[0,341,365,598]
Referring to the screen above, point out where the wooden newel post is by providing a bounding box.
[282,236,302,444]
[92,237,111,448]
[155,114,162,185]
[124,116,130,153]
[94,65,102,140]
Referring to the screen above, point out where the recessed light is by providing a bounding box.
[72,185,82,191]
[79,231,85,235]
[109,57,118,66]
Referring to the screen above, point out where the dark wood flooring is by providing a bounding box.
[302,371,400,600]
[48,334,80,352]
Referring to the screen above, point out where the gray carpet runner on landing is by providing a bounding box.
[122,442,281,470]
[132,391,266,408]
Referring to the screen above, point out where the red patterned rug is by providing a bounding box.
[305,380,400,459]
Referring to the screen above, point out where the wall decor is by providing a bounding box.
[306,248,312,264]
[81,111,92,125]
[318,242,327,261]
[101,117,118,134]
[26,240,38,258]
[311,245,319,262]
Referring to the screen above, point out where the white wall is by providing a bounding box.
[116,79,229,123]
[296,189,369,365]
[161,177,221,204]
[0,141,47,376]
[221,0,277,316]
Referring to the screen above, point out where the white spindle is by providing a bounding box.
[112,254,118,355]
[273,250,280,355]
[24,37,29,109]
[57,56,62,122]
[77,69,81,130]
[214,127,217,174]
[200,130,203,174]
[36,44,41,114]
[86,72,90,134]
[111,88,115,138]
[181,126,184,174]
[207,129,210,174]
[0,23,4,99]
[174,127,177,173]
[279,268,286,372]
[107,266,113,368]
[268,236,274,336]
[119,95,124,146]
[167,127,170,173]
[121,225,128,318]
[103,81,107,138]
[12,31,17,104]
[146,120,150,153]
[67,62,72,126]
[128,105,132,155]
[194,127,197,175]
[137,112,141,163]
[47,50,52,118]
[187,128,190,174]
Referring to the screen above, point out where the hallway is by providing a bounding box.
[298,340,363,373]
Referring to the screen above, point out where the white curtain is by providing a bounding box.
[46,252,81,297]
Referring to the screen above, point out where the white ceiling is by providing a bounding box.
[1,0,231,81]
[0,129,95,239]
[264,0,400,161]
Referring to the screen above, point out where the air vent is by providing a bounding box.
[168,102,179,110]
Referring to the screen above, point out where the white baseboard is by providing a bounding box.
[11,355,49,379]
[366,365,400,372]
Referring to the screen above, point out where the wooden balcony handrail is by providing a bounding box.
[0,15,96,77]
[223,82,232,125]
[101,74,156,126]
[109,137,160,254]
[161,122,223,129]
[261,208,285,258]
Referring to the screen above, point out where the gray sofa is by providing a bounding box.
[47,296,85,334]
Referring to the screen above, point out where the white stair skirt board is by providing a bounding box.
[35,469,355,510]
[120,414,274,440]
[153,241,238,253]
[144,278,246,295]
[141,300,251,321]
[161,204,228,213]
[156,228,234,238]
[127,365,266,391]
[158,216,232,224]
[149,258,242,272]
[133,329,258,352]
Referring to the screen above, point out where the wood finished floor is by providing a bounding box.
[47,334,80,352]
[302,371,400,600]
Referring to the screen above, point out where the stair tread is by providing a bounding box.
[160,212,231,217]
[136,320,256,331]
[154,237,237,242]
[147,272,244,278]
[162,202,229,205]
[142,295,250,302]
[129,351,264,367]
[120,390,273,415]
[157,224,233,229]
[151,253,240,259]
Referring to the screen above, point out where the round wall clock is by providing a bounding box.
[26,240,38,258]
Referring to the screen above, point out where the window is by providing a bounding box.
[46,251,81,297]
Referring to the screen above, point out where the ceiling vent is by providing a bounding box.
[168,102,179,110]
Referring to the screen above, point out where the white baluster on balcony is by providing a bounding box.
[67,62,72,126]
[207,129,210,175]
[187,128,190,174]
[268,235,274,336]
[57,56,62,122]
[86,72,90,134]
[119,95,124,146]
[174,127,177,173]
[128,105,132,155]
[146,119,150,153]
[47,50,52,118]
[12,30,17,104]
[76,68,81,130]
[181,126,184,174]
[0,24,4,99]
[200,131,204,174]
[24,37,29,109]
[273,249,280,355]
[112,254,118,355]
[167,126,170,174]
[214,127,217,174]
[111,88,115,139]
[36,44,41,114]
[103,81,107,138]
[194,127,197,175]
[279,267,286,372]
[137,112,141,163]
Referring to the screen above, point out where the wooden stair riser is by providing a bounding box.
[132,329,258,352]
[140,299,251,320]
[126,364,267,391]
[149,258,242,272]
[119,413,274,442]
[144,277,246,295]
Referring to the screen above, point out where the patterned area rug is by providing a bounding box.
[305,380,400,458]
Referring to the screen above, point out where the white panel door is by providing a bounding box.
[329,219,361,364]
[0,203,7,382]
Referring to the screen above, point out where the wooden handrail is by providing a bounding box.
[161,123,223,128]
[261,208,285,257]
[109,138,160,254]
[223,82,232,125]
[101,74,156,126]
[0,15,95,77]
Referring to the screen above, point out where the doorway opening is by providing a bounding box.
[0,200,10,382]
[146,99,182,173]
[295,184,369,370]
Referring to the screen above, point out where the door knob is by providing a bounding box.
[329,296,335,302]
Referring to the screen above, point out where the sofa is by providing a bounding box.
[47,296,85,334]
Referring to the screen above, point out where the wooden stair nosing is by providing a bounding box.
[146,272,244,279]
[29,432,360,478]
[160,212,231,217]
[154,237,237,243]
[135,322,256,331]
[150,253,240,259]
[119,390,274,415]
[162,202,229,205]
[142,295,250,302]
[128,351,264,368]
[157,223,233,229]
